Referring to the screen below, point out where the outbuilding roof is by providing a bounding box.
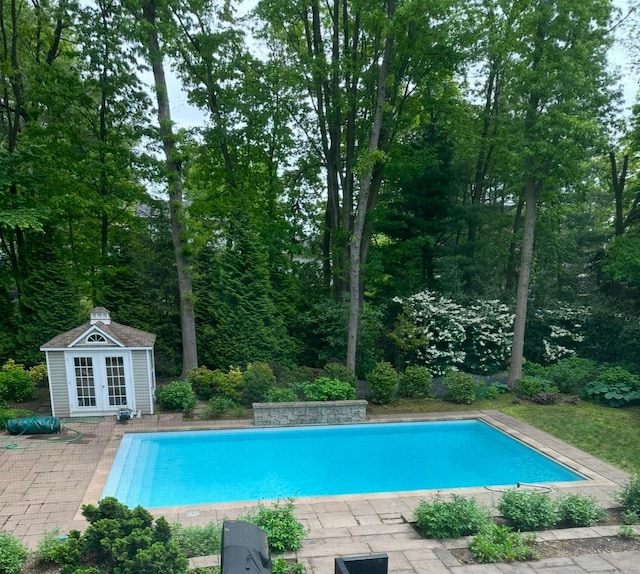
[40,308,156,350]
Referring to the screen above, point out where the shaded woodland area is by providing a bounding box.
[2,0,640,380]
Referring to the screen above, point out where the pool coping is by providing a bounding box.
[79,409,629,524]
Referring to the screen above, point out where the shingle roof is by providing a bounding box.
[40,320,156,349]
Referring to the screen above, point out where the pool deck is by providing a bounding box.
[1,409,639,574]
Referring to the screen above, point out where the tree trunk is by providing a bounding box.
[141,0,198,377]
[507,174,538,387]
[346,0,394,373]
[609,150,628,237]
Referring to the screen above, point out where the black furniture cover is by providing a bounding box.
[221,520,272,574]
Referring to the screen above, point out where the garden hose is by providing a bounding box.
[1,416,105,450]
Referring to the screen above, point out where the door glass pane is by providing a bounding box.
[74,357,96,407]
[106,356,127,406]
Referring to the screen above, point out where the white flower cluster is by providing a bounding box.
[395,290,514,374]
[536,305,590,363]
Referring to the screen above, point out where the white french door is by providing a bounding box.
[70,353,133,414]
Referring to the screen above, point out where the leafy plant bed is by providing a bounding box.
[450,535,640,564]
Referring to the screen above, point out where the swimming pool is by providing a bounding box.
[102,420,585,508]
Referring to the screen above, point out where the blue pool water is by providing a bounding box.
[102,420,585,508]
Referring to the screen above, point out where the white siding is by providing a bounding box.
[47,351,70,417]
[131,350,152,414]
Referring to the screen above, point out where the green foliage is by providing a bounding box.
[205,397,239,418]
[36,529,66,564]
[155,381,198,413]
[272,558,305,574]
[618,473,640,514]
[515,376,558,398]
[413,496,491,538]
[0,408,33,430]
[469,525,537,563]
[242,362,276,406]
[171,522,222,558]
[29,363,49,387]
[443,371,475,404]
[498,490,557,531]
[398,366,432,399]
[0,359,37,402]
[622,510,640,525]
[322,362,357,386]
[522,361,549,378]
[303,377,355,401]
[51,497,187,574]
[545,357,599,393]
[474,383,500,400]
[0,532,29,574]
[188,367,241,402]
[278,366,313,386]
[617,525,637,540]
[582,367,640,408]
[556,494,602,527]
[241,499,306,554]
[366,362,400,405]
[264,388,298,402]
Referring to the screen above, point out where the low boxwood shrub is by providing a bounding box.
[469,524,537,563]
[398,366,432,399]
[205,396,239,418]
[414,495,491,538]
[0,359,37,402]
[515,376,558,398]
[0,532,29,574]
[498,489,557,531]
[443,371,475,404]
[556,494,602,527]
[241,499,306,553]
[618,473,640,514]
[156,381,198,413]
[242,363,276,406]
[582,366,640,408]
[303,377,355,401]
[366,362,399,405]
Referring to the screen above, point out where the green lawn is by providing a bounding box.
[369,396,640,474]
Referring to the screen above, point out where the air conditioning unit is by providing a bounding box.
[116,409,132,422]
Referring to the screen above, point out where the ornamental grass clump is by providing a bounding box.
[498,489,557,531]
[414,495,491,538]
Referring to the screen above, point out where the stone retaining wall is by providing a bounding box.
[252,400,367,427]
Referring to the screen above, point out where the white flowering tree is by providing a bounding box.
[533,305,590,364]
[393,290,514,374]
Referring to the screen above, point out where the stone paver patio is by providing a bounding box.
[1,409,639,574]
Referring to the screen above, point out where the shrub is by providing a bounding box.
[188,367,231,401]
[278,365,314,386]
[35,529,66,564]
[242,363,276,406]
[172,522,222,557]
[475,383,499,400]
[398,366,432,399]
[322,362,357,386]
[545,357,599,393]
[556,494,602,527]
[367,362,400,405]
[272,558,306,574]
[241,499,306,553]
[0,359,37,402]
[29,363,49,387]
[303,377,355,401]
[469,525,537,563]
[522,361,549,378]
[51,497,188,574]
[618,473,640,514]
[414,495,491,538]
[622,510,640,525]
[0,408,33,431]
[443,371,475,404]
[264,388,298,402]
[498,489,557,531]
[515,376,558,398]
[0,532,29,574]
[205,396,239,418]
[618,525,637,540]
[582,366,640,408]
[155,381,198,413]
